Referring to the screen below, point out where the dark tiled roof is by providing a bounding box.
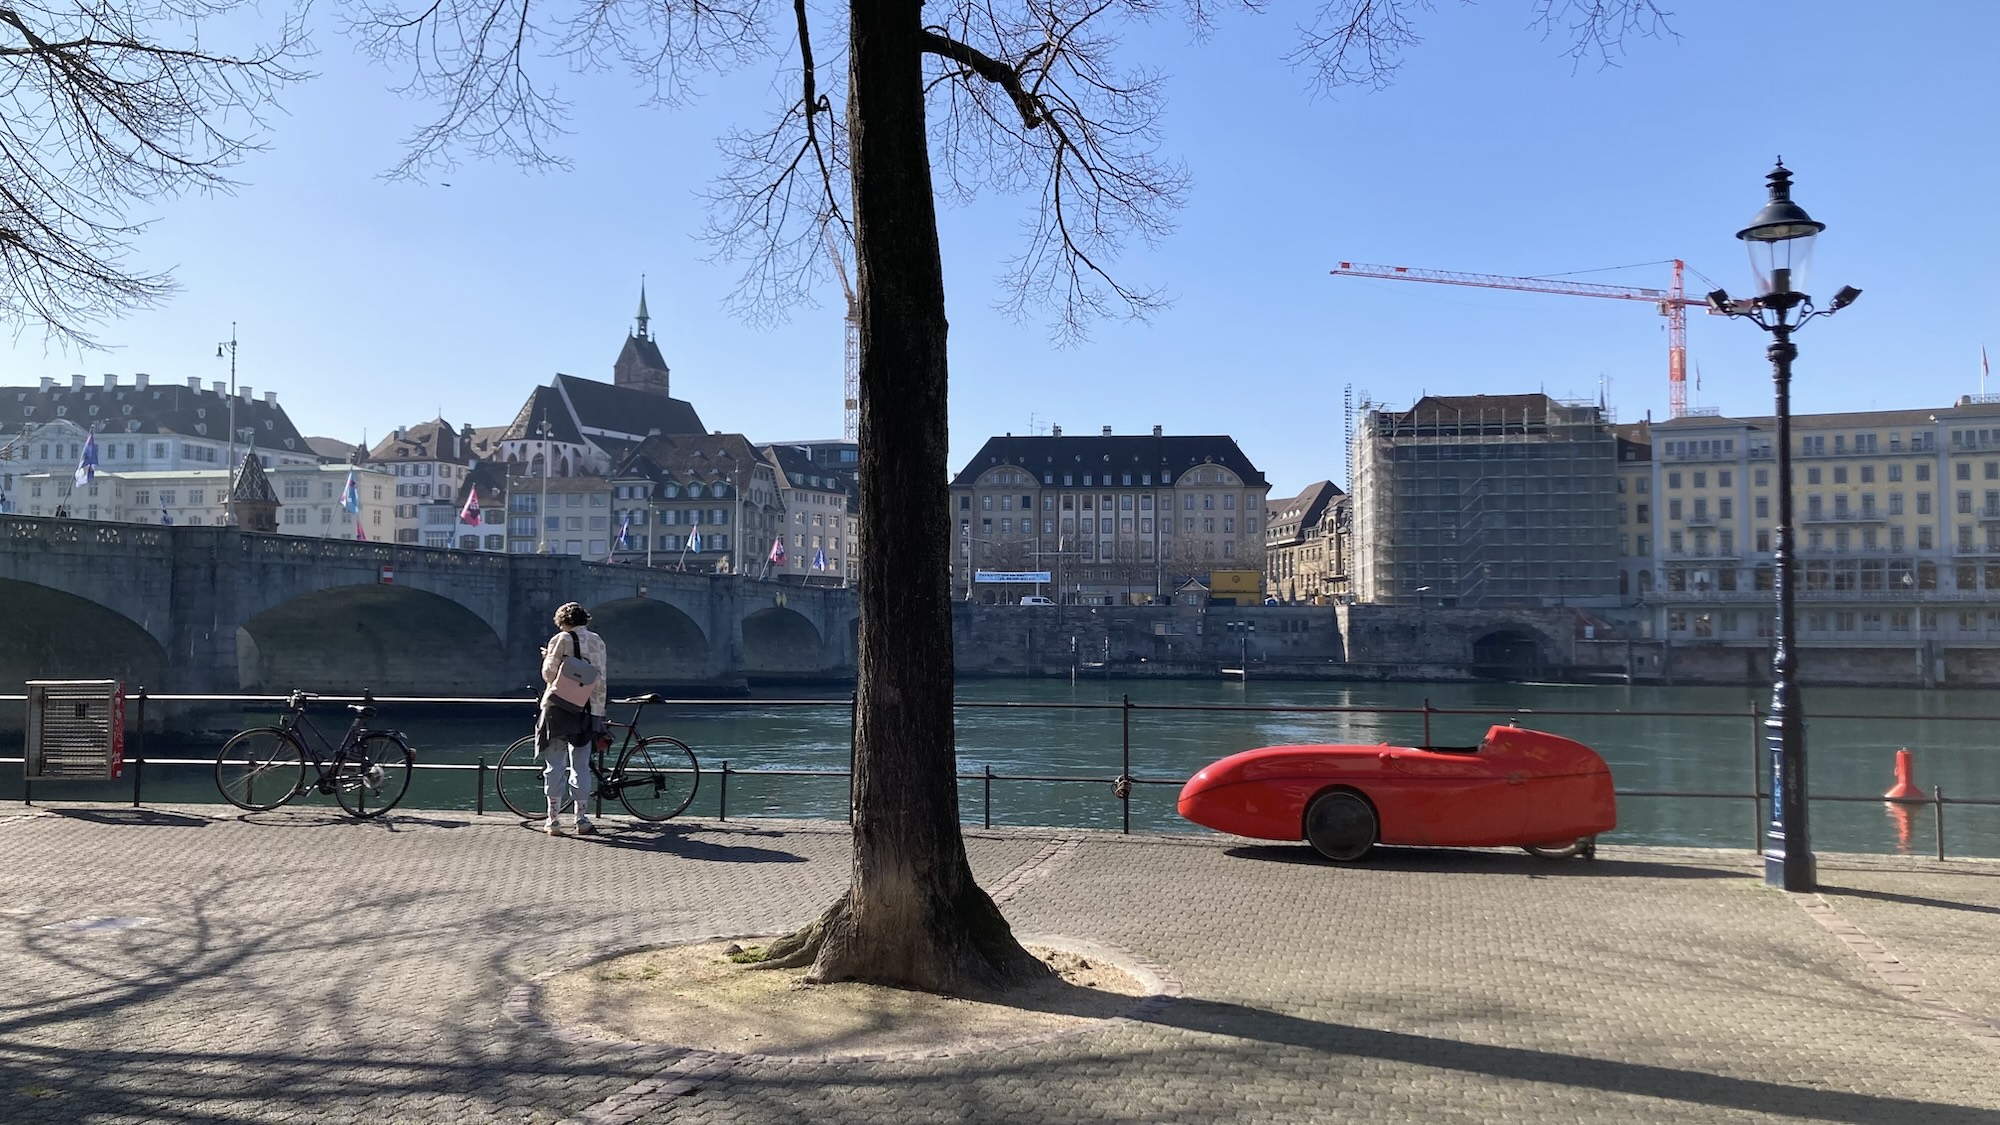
[0,377,310,453]
[461,461,509,503]
[617,333,668,373]
[304,436,366,463]
[1382,393,1594,428]
[1266,480,1343,537]
[552,374,704,441]
[950,433,1267,487]
[368,417,488,464]
[501,386,585,444]
[616,432,770,488]
[229,452,279,503]
[764,444,856,497]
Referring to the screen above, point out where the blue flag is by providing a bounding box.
[616,510,632,550]
[73,432,97,487]
[813,546,827,571]
[160,496,171,526]
[340,470,360,514]
[689,529,702,553]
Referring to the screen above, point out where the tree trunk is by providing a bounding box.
[768,0,1044,995]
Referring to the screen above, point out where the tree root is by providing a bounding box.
[747,893,847,970]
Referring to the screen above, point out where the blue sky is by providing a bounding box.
[4,2,1994,498]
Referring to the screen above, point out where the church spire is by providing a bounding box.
[635,276,650,340]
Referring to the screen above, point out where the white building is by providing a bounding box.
[14,463,394,539]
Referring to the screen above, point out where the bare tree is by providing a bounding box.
[347,0,1669,994]
[0,0,309,347]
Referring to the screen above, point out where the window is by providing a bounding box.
[1719,470,1732,487]
[1918,492,1932,514]
[1958,462,1972,481]
[1918,464,1931,482]
[1692,471,1706,489]
[1958,491,1973,514]
[1889,464,1903,482]
[1668,499,1683,521]
[1861,466,1875,484]
[1833,467,1848,485]
[1668,472,1682,489]
[1636,503,1649,523]
[1719,498,1733,519]
[981,496,992,510]
[1807,467,1822,485]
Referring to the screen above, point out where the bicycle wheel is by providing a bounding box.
[495,735,562,820]
[215,727,307,811]
[333,733,414,818]
[614,736,700,821]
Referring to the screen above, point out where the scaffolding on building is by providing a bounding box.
[1350,395,1620,607]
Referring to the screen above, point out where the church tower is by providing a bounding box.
[613,279,673,398]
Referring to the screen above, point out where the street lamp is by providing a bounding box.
[536,418,552,553]
[1708,159,1861,893]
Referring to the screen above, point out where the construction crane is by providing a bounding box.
[1329,259,1724,419]
[826,230,860,443]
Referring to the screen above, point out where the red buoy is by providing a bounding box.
[1884,748,1922,802]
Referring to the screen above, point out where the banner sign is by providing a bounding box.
[974,570,1051,584]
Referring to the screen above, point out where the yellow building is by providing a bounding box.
[1625,397,2000,682]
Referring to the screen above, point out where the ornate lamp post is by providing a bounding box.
[1706,160,1862,892]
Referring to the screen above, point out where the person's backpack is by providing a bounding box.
[549,632,598,712]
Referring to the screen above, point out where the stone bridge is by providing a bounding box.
[0,515,857,697]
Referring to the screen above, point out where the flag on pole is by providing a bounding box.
[340,469,360,514]
[355,518,366,542]
[1984,345,1990,394]
[616,510,633,550]
[812,546,827,571]
[769,536,786,565]
[459,486,481,525]
[689,521,701,553]
[159,496,171,526]
[0,491,9,514]
[73,432,97,487]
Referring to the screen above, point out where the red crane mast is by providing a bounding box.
[1330,259,1712,419]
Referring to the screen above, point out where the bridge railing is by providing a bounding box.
[1,689,1995,860]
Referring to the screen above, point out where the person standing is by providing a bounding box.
[539,601,608,836]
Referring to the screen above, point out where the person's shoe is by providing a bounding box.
[574,820,598,836]
[542,821,564,836]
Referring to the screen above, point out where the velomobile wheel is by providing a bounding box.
[1523,837,1589,860]
[1304,790,1377,861]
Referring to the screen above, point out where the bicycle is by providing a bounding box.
[493,693,700,822]
[214,691,416,818]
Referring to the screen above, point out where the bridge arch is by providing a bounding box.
[0,578,170,691]
[742,606,825,681]
[1469,626,1550,682]
[588,597,711,690]
[238,584,509,695]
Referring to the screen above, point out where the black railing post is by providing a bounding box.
[131,686,147,808]
[984,764,992,829]
[847,693,858,826]
[1750,701,1765,853]
[475,756,486,816]
[1121,693,1133,835]
[719,760,729,822]
[1422,697,1432,747]
[1935,784,1946,861]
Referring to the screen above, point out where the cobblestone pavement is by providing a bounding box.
[1,805,1997,1124]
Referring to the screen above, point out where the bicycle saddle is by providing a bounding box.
[347,704,376,717]
[616,693,667,705]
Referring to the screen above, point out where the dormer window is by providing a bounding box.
[122,405,132,415]
[195,408,205,419]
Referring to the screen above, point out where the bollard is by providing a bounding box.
[475,756,486,816]
[1884,747,1921,801]
[131,687,148,808]
[719,760,729,822]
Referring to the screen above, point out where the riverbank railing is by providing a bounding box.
[2,690,1995,861]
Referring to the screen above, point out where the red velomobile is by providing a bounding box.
[1177,724,1616,861]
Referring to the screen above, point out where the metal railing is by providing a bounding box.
[3,689,1996,859]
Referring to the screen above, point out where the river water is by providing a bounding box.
[13,679,2000,857]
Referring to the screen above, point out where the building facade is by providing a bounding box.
[1265,480,1348,604]
[14,463,394,537]
[1349,394,1621,608]
[764,444,857,582]
[1623,397,2000,676]
[605,433,782,573]
[949,426,1270,605]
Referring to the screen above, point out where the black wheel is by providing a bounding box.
[1523,837,1591,860]
[216,727,306,811]
[495,735,561,820]
[614,736,700,821]
[333,734,414,818]
[1303,789,1377,861]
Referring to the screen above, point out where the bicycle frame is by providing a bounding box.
[280,703,407,782]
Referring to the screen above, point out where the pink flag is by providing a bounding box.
[356,519,367,542]
[459,487,481,525]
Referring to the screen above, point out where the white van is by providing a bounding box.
[1019,596,1055,606]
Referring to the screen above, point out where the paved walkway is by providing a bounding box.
[2,804,1998,1124]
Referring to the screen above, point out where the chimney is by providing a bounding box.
[211,380,225,394]
[1101,425,1112,437]
[101,374,116,389]
[239,385,252,401]
[263,391,276,405]
[187,376,201,390]
[1152,424,1163,436]
[135,373,150,390]
[71,374,85,390]
[395,427,406,441]
[1052,425,1062,437]
[39,376,53,391]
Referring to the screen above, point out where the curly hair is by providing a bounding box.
[554,602,591,628]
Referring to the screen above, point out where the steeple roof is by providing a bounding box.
[229,450,279,503]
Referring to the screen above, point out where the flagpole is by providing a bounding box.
[218,324,237,527]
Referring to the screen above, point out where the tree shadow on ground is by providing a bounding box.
[48,808,209,828]
[543,821,809,863]
[1222,843,1743,879]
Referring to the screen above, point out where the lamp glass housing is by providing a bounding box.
[1743,230,1816,297]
